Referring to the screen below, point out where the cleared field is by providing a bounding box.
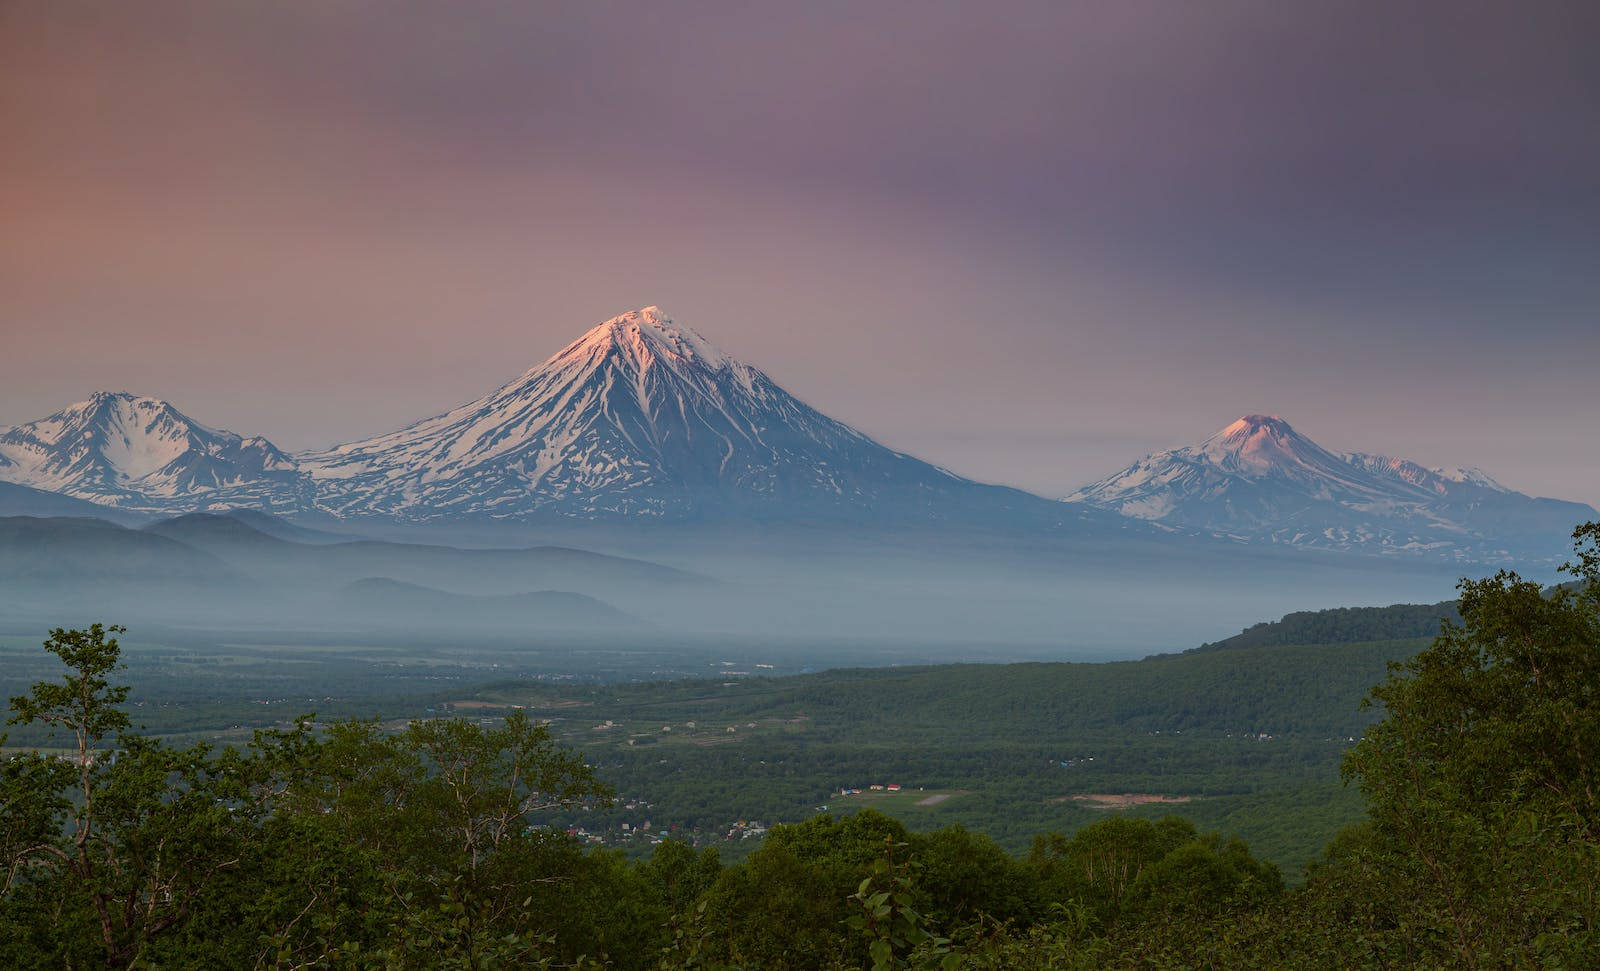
[1060,792,1195,810]
[828,789,971,813]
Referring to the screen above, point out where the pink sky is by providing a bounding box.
[3,2,1596,503]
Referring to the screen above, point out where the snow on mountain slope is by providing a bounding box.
[4,323,1583,563]
[0,392,306,513]
[300,307,1069,524]
[1066,414,1595,562]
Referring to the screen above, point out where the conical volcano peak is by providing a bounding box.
[1208,414,1318,454]
[599,305,674,335]
[1212,414,1295,440]
[295,304,1066,524]
[1067,409,1594,561]
[557,305,732,373]
[1186,414,1347,478]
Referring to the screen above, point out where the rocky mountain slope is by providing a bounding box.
[297,307,1073,525]
[0,392,306,513]
[1066,414,1594,561]
[1,317,1588,564]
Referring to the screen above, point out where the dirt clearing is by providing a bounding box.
[1057,793,1194,810]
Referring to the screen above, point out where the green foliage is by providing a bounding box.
[638,839,723,915]
[8,623,131,746]
[913,825,1032,929]
[1029,815,1195,924]
[0,747,71,896]
[4,523,1598,966]
[1322,522,1600,964]
[1193,600,1458,652]
[1124,832,1282,920]
[846,840,955,971]
[0,624,627,968]
[4,623,267,966]
[698,837,855,967]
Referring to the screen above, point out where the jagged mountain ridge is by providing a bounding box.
[0,392,307,513]
[1066,415,1594,561]
[0,314,1589,560]
[297,307,1071,524]
[0,310,1073,526]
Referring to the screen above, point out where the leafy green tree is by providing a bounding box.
[1,624,621,968]
[265,710,614,966]
[0,740,71,897]
[1122,832,1281,920]
[1335,523,1600,964]
[1352,524,1600,830]
[638,839,723,915]
[911,824,1034,929]
[6,624,131,903]
[1026,816,1196,927]
[3,625,268,967]
[699,841,852,969]
[847,838,958,971]
[0,744,76,966]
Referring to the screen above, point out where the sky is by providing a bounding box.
[3,1,1597,503]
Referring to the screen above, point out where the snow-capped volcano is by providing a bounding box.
[1066,414,1595,561]
[5,329,1585,562]
[300,307,1062,523]
[0,392,306,512]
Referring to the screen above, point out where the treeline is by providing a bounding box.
[585,733,1361,863]
[3,522,1598,967]
[487,634,1423,867]
[1191,600,1458,652]
[492,634,1424,742]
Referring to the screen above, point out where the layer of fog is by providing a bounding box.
[0,514,1496,667]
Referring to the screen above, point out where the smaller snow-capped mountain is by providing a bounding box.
[1066,415,1595,562]
[0,392,306,513]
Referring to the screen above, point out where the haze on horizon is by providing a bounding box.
[3,1,1596,505]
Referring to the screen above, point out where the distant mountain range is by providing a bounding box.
[0,510,684,634]
[1066,414,1594,561]
[0,391,307,513]
[0,308,1088,531]
[0,309,1591,564]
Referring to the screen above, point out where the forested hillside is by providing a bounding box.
[1190,599,1458,652]
[458,636,1421,866]
[4,525,1596,967]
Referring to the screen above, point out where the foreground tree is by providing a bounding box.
[6,525,1598,966]
[0,624,619,969]
[1330,522,1600,965]
[920,523,1600,968]
[1,625,263,966]
[281,713,616,967]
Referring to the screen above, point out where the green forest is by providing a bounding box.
[467,635,1423,870]
[3,524,1598,967]
[1190,600,1458,652]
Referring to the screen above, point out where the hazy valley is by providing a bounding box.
[3,307,1585,656]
